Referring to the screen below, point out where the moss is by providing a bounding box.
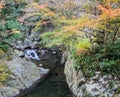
[0,49,5,59]
[0,60,11,85]
[115,87,120,94]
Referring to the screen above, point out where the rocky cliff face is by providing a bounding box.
[0,57,49,97]
[64,58,120,97]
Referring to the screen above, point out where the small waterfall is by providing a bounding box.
[24,49,40,60]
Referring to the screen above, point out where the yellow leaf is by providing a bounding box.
[11,29,21,34]
[0,49,5,55]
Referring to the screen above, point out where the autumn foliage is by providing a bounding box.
[0,0,120,78]
[35,0,120,77]
[0,3,5,9]
[34,0,119,49]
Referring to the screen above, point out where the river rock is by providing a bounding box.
[0,87,20,97]
[0,57,49,97]
[64,58,120,97]
[64,58,86,97]
[14,50,24,57]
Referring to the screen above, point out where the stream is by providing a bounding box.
[23,49,73,97]
[25,66,72,97]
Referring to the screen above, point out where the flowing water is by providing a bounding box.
[25,66,72,97]
[24,49,73,97]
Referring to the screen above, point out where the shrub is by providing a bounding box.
[0,19,24,51]
[1,2,26,19]
[74,38,92,55]
[0,3,25,52]
[31,0,120,79]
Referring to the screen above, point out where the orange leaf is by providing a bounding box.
[0,3,4,9]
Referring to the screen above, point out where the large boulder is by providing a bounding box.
[0,57,49,97]
[64,58,86,97]
[0,87,20,97]
[64,58,120,97]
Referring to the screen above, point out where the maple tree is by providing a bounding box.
[35,0,120,77]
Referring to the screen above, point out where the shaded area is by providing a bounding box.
[24,50,73,97]
[25,66,72,97]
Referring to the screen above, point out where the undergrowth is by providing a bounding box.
[0,3,26,52]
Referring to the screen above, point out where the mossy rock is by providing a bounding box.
[0,60,11,85]
[0,49,5,59]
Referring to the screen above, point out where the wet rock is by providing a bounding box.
[38,64,43,67]
[39,68,49,74]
